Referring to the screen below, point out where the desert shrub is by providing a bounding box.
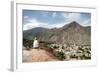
[70,54,78,58]
[56,51,65,60]
[79,51,91,60]
[23,38,33,48]
[53,45,59,49]
[78,47,84,52]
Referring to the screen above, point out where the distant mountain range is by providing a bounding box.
[23,21,91,45]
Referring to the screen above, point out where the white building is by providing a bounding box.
[33,37,39,48]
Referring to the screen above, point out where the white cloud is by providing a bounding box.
[62,13,81,23]
[66,13,82,24]
[62,13,90,26]
[42,12,50,17]
[23,19,39,30]
[82,19,91,26]
[24,16,29,19]
[49,22,67,28]
[23,18,66,30]
[52,12,57,17]
[23,18,53,30]
[61,13,68,18]
[23,13,91,30]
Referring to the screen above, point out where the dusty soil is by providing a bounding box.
[22,48,58,62]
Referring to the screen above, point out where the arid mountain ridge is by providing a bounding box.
[23,21,91,45]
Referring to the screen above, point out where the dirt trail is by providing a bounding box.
[23,48,58,62]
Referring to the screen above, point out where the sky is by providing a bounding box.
[23,10,91,30]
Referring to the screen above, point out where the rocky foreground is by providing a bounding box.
[23,44,91,62]
[22,49,58,62]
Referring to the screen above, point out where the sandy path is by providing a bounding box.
[23,48,58,62]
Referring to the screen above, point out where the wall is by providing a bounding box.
[0,0,100,73]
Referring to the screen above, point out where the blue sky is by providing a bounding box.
[23,10,91,30]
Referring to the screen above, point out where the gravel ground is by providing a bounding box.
[22,48,58,62]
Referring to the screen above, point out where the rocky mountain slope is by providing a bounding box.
[23,21,91,45]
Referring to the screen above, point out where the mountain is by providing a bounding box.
[23,21,91,45]
[23,27,49,40]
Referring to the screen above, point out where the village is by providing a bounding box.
[46,43,91,60]
[23,38,91,62]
